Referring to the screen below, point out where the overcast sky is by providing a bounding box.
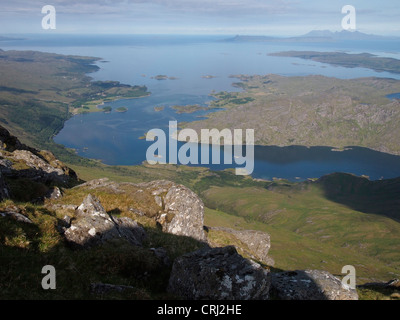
[1,0,399,36]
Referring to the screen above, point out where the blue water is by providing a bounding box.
[2,34,400,180]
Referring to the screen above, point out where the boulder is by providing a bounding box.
[162,183,206,242]
[208,227,274,266]
[271,269,358,300]
[44,186,63,200]
[63,194,146,248]
[0,210,32,224]
[75,179,207,242]
[167,246,271,300]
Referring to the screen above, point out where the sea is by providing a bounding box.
[1,33,400,181]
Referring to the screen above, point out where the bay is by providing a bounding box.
[2,34,400,181]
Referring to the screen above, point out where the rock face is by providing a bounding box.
[208,227,274,266]
[168,246,271,300]
[74,179,207,242]
[0,170,9,201]
[64,194,146,248]
[271,269,358,300]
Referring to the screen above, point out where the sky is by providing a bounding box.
[0,0,399,36]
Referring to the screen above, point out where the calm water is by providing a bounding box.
[2,34,400,180]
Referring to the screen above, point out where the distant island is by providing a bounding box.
[154,106,165,112]
[225,30,400,43]
[151,75,178,80]
[269,51,400,74]
[116,107,128,113]
[172,104,209,114]
[202,75,217,79]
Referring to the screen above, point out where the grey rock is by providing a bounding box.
[271,269,358,300]
[64,194,146,248]
[0,170,9,201]
[150,247,171,266]
[163,183,206,242]
[208,227,274,266]
[168,246,271,300]
[0,158,13,174]
[0,211,32,224]
[44,186,63,200]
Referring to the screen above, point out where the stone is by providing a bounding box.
[44,186,63,200]
[271,269,358,300]
[208,227,274,266]
[162,183,206,242]
[167,246,271,300]
[0,210,32,224]
[150,247,171,266]
[64,194,146,248]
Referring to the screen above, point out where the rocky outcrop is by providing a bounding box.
[271,269,358,300]
[208,227,274,266]
[0,126,78,192]
[167,246,271,300]
[63,194,146,248]
[10,149,75,185]
[73,179,207,242]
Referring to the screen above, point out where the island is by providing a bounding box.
[154,106,165,112]
[151,75,178,80]
[116,107,128,113]
[171,104,209,114]
[269,51,400,74]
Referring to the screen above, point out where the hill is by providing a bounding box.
[225,30,400,43]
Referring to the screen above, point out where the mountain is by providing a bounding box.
[225,30,399,43]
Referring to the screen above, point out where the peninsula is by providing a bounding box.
[269,51,400,74]
[181,74,400,156]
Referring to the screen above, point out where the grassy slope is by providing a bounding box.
[202,182,400,284]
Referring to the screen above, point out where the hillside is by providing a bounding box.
[0,49,149,164]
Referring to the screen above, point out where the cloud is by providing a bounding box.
[0,0,398,35]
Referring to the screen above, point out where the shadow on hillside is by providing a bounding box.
[316,173,400,222]
[0,207,207,299]
[0,206,352,300]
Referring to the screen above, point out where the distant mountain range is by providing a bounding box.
[225,30,399,42]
